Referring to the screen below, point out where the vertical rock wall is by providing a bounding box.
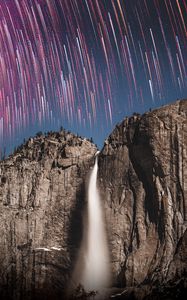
[0,131,97,299]
[98,100,187,287]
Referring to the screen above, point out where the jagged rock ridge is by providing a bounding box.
[0,100,186,299]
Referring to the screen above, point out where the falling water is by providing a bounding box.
[81,154,110,292]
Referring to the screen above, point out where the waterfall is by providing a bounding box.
[81,154,110,292]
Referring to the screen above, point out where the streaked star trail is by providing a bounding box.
[0,0,186,155]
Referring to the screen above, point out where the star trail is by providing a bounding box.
[0,0,186,155]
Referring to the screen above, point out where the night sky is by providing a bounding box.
[0,0,186,155]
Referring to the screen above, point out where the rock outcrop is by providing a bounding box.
[98,99,187,291]
[0,130,97,299]
[0,99,186,299]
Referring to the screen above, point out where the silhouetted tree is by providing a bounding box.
[36,131,43,137]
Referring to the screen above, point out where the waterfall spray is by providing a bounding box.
[81,154,110,292]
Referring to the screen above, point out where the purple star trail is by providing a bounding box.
[0,0,186,154]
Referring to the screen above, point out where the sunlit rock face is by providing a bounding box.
[0,131,97,299]
[98,99,187,288]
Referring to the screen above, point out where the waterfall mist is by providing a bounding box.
[81,155,110,291]
[71,154,110,294]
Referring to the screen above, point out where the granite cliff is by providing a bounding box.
[0,130,97,299]
[0,100,186,299]
[98,99,187,298]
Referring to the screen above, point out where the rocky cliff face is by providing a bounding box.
[0,100,186,299]
[0,130,97,299]
[99,99,187,290]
